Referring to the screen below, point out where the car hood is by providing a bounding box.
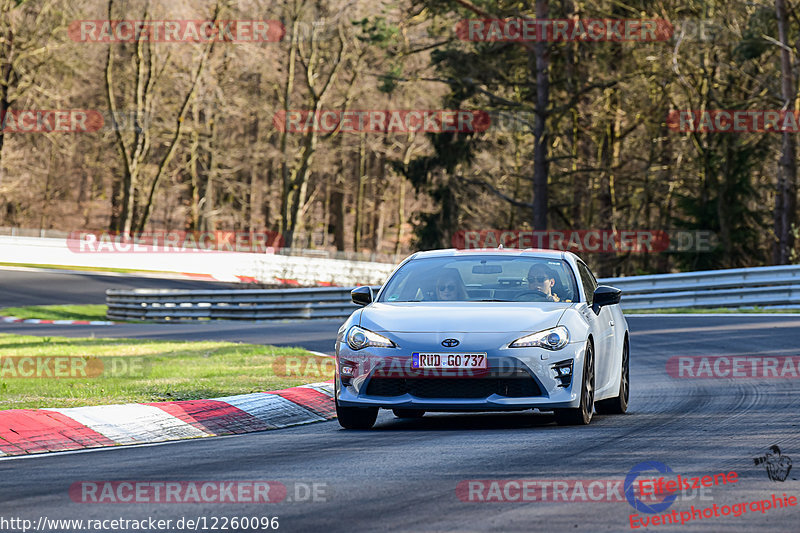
[359,302,571,333]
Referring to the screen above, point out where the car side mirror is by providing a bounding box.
[351,286,373,306]
[592,285,622,314]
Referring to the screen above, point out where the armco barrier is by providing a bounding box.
[105,286,381,321]
[602,264,800,310]
[106,265,800,320]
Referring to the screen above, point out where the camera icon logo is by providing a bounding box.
[753,445,792,482]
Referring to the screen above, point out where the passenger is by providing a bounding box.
[435,269,468,301]
[526,264,561,302]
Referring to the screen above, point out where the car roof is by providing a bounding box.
[409,248,574,261]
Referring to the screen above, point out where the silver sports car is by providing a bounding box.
[334,248,629,429]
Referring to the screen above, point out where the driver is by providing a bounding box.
[526,265,561,302]
[435,269,468,301]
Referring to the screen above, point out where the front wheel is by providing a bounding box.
[596,337,629,415]
[336,401,378,429]
[554,340,595,426]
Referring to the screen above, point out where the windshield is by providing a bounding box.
[378,255,579,303]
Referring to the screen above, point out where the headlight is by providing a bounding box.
[509,326,569,350]
[346,326,396,350]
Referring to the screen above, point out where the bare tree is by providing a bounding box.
[279,4,345,248]
[104,0,219,234]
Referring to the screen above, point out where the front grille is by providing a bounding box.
[364,374,541,399]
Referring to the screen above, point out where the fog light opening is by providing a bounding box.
[552,359,574,388]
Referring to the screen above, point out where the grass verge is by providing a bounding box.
[0,333,328,410]
[0,305,109,321]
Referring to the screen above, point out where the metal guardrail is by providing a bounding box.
[105,287,372,321]
[106,265,800,320]
[603,265,800,310]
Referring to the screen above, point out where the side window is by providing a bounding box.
[577,263,597,305]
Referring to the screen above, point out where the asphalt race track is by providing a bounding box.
[1,271,800,532]
[0,268,237,307]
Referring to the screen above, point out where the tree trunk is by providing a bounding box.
[353,134,367,251]
[531,0,550,230]
[372,151,387,252]
[279,17,299,242]
[330,188,346,251]
[0,17,15,187]
[774,0,797,264]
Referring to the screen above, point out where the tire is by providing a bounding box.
[554,340,595,426]
[336,401,378,429]
[392,409,425,418]
[596,337,629,415]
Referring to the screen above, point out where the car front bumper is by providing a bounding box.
[335,335,588,411]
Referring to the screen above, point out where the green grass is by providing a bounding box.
[625,307,800,314]
[0,304,109,321]
[0,334,330,410]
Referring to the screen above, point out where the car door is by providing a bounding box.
[577,261,616,397]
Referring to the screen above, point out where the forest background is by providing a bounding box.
[1,0,798,277]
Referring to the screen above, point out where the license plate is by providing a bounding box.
[412,352,487,369]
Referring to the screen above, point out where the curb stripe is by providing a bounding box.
[0,316,116,326]
[271,388,335,419]
[299,381,335,397]
[147,400,271,435]
[0,380,338,457]
[213,393,325,428]
[0,410,115,454]
[45,404,210,444]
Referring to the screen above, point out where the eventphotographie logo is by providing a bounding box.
[625,461,735,515]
